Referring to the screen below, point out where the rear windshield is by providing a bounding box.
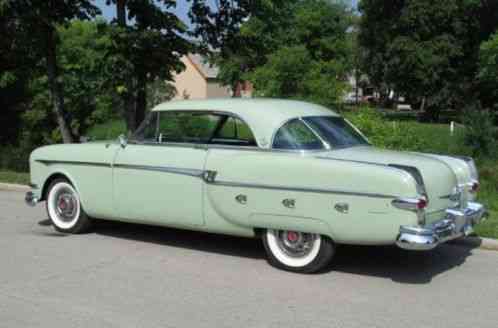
[303,116,369,149]
[272,116,369,150]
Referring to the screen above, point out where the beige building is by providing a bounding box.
[172,54,231,100]
[172,54,253,100]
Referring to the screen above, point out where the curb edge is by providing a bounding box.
[0,183,30,192]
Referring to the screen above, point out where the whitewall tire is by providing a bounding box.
[46,178,92,233]
[262,229,335,273]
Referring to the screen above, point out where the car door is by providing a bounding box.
[112,111,224,227]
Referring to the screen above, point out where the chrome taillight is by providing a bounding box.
[469,180,480,193]
[416,197,428,209]
[392,197,428,211]
[392,197,427,226]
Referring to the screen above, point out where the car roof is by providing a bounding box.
[152,98,339,148]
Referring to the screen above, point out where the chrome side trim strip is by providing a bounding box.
[207,180,398,199]
[315,156,416,179]
[36,158,399,199]
[36,159,204,178]
[315,156,390,167]
[36,159,111,167]
[113,164,205,178]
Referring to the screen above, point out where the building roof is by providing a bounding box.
[152,98,339,148]
[187,54,219,79]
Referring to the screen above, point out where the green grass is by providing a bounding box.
[472,162,498,238]
[406,122,466,154]
[0,171,30,185]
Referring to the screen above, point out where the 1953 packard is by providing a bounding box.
[26,99,487,273]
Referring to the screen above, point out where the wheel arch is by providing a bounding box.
[41,171,79,201]
[249,214,337,242]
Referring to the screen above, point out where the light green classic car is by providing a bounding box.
[26,98,487,273]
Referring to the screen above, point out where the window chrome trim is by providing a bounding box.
[132,109,261,148]
[270,116,329,151]
[270,115,370,152]
[300,118,331,150]
[129,139,328,153]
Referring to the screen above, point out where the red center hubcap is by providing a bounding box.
[287,231,299,242]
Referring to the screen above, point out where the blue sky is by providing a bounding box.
[95,0,358,24]
[95,0,200,23]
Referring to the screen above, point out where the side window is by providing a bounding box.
[211,117,257,146]
[272,119,324,150]
[137,112,223,144]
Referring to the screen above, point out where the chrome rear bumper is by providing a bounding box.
[396,202,488,251]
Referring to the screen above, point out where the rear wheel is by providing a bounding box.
[46,178,92,233]
[262,229,335,273]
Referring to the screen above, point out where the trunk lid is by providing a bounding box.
[319,146,459,223]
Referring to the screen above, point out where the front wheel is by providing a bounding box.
[262,229,335,273]
[46,178,92,233]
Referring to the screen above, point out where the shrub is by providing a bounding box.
[344,107,429,151]
[461,105,497,159]
[0,144,30,172]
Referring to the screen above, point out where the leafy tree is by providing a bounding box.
[104,0,191,135]
[190,0,352,105]
[6,0,100,143]
[249,45,347,106]
[358,0,498,119]
[22,20,118,146]
[246,0,352,105]
[189,0,295,93]
[479,32,498,110]
[0,1,38,145]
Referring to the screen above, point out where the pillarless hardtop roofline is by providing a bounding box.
[151,98,339,148]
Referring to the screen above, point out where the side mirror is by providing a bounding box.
[118,134,128,148]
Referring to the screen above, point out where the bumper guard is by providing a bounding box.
[396,202,488,251]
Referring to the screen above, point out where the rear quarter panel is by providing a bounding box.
[204,149,420,244]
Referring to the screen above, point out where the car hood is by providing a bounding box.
[318,146,459,218]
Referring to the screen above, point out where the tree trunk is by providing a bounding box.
[232,81,240,98]
[117,0,126,26]
[124,93,136,136]
[116,0,135,136]
[45,25,73,143]
[354,69,360,106]
[135,71,147,129]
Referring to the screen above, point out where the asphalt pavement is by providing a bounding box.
[1,190,498,328]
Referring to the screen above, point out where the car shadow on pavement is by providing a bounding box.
[39,218,480,283]
[93,219,265,260]
[330,243,479,284]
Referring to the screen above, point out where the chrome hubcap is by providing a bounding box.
[54,189,77,222]
[275,230,317,258]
